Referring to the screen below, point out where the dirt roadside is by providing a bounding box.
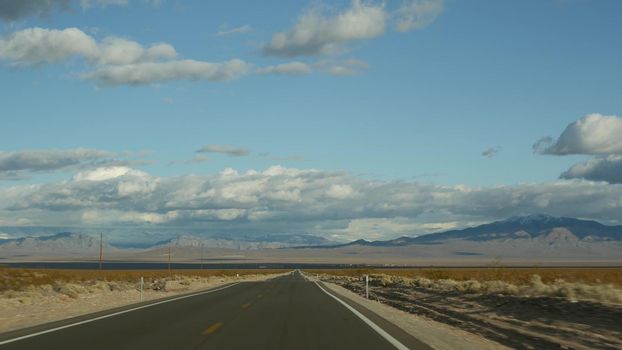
[322,274,622,350]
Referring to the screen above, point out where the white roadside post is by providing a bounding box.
[140,277,144,302]
[365,275,369,299]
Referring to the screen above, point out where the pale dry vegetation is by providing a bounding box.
[0,267,288,333]
[312,268,622,349]
[0,268,286,302]
[0,268,285,291]
[308,267,622,304]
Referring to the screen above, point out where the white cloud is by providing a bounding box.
[0,27,175,67]
[0,27,98,66]
[94,37,177,65]
[81,59,250,86]
[215,24,252,37]
[0,27,248,86]
[535,114,622,184]
[256,61,312,75]
[395,0,444,32]
[196,144,249,157]
[325,184,355,199]
[327,217,458,242]
[263,0,387,57]
[2,166,622,240]
[73,166,148,181]
[534,114,622,155]
[561,155,622,184]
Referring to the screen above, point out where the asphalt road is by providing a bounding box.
[0,271,430,350]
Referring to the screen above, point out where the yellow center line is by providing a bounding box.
[241,303,251,309]
[202,322,224,336]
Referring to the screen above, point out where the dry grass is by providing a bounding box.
[305,267,622,287]
[0,268,286,292]
[307,267,622,304]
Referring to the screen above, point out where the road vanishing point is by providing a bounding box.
[0,271,431,350]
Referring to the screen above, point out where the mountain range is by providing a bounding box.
[153,233,333,250]
[320,214,622,248]
[1,215,621,263]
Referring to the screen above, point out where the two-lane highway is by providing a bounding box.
[0,271,430,349]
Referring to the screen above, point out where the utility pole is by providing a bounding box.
[99,232,103,271]
[168,245,172,276]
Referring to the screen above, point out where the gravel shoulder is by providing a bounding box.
[322,274,622,350]
[322,280,509,350]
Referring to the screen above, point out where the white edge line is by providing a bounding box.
[314,280,410,350]
[0,282,240,346]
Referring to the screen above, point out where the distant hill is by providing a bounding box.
[1,215,621,263]
[0,232,112,257]
[0,231,335,258]
[152,233,334,250]
[314,214,622,248]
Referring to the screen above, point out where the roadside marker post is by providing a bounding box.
[365,275,369,299]
[140,277,144,302]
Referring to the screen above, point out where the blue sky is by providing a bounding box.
[1,0,621,243]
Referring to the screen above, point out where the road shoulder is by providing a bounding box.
[321,281,509,350]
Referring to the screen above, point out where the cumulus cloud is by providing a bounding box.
[327,217,459,242]
[196,144,249,157]
[256,61,312,75]
[2,166,622,240]
[535,114,622,184]
[395,0,444,32]
[0,27,177,67]
[534,114,622,155]
[0,27,98,66]
[0,27,248,86]
[262,0,444,57]
[73,166,148,181]
[263,0,387,57]
[325,184,355,199]
[560,155,622,184]
[94,38,177,65]
[81,59,250,86]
